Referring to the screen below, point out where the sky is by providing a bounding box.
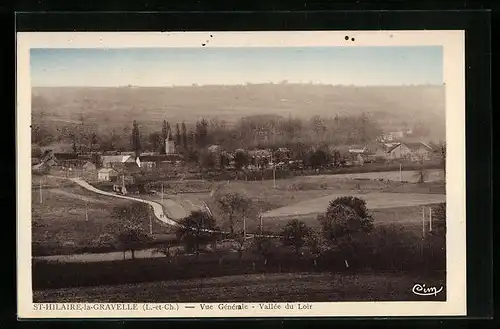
[30,47,443,87]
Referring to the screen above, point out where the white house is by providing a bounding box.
[97,168,118,181]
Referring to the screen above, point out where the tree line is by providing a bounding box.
[31,113,383,154]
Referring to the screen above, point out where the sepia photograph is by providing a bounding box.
[17,31,465,318]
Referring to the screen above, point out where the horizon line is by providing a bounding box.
[32,83,446,88]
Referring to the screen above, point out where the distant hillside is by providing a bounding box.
[31,84,445,140]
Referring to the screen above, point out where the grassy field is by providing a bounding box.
[31,176,175,255]
[33,271,446,303]
[172,176,444,234]
[262,192,445,218]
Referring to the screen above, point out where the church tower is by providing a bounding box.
[165,128,176,155]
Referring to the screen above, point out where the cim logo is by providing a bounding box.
[412,284,444,296]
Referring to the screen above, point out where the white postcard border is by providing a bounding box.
[16,30,466,318]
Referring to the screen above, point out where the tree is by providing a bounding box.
[175,123,181,147]
[414,156,428,183]
[93,233,116,250]
[131,120,142,157]
[116,224,152,260]
[89,131,99,152]
[195,118,209,148]
[252,233,278,266]
[154,240,175,262]
[333,150,341,167]
[215,192,252,235]
[234,150,249,171]
[198,150,216,171]
[281,219,311,256]
[317,197,374,268]
[181,122,188,149]
[176,210,218,258]
[309,149,331,169]
[306,230,329,267]
[148,132,162,153]
[233,229,248,261]
[435,141,446,175]
[327,196,374,231]
[431,202,446,235]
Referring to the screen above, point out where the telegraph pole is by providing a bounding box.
[149,210,153,235]
[85,203,88,221]
[399,162,402,183]
[39,177,43,204]
[161,181,164,203]
[422,207,425,238]
[429,207,433,232]
[243,216,246,239]
[271,151,276,189]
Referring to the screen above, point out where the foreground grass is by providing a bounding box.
[32,179,174,256]
[33,271,446,303]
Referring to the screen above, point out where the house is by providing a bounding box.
[97,168,118,182]
[405,142,433,161]
[139,154,183,169]
[387,142,433,161]
[53,152,79,167]
[102,155,140,170]
[82,161,97,171]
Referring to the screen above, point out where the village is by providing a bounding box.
[32,122,442,196]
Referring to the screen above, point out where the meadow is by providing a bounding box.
[31,177,174,256]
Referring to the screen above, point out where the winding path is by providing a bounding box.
[47,175,280,238]
[70,178,182,227]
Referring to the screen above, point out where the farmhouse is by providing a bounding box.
[53,152,79,167]
[387,142,433,161]
[97,168,118,182]
[102,155,140,170]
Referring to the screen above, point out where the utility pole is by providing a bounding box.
[422,207,425,238]
[271,151,276,189]
[149,210,153,235]
[259,214,263,233]
[39,177,43,204]
[399,162,402,183]
[85,203,88,221]
[429,207,433,232]
[243,216,246,239]
[161,181,164,203]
